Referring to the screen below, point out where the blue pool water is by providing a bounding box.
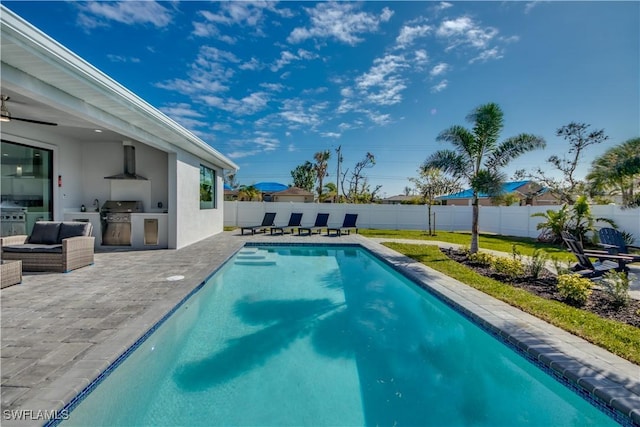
[61,245,618,426]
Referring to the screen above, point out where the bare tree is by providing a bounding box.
[409,168,461,235]
[532,122,608,204]
[313,150,331,202]
[341,152,381,203]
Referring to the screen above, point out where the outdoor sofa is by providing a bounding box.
[1,221,95,273]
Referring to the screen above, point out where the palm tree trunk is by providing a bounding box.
[471,194,479,254]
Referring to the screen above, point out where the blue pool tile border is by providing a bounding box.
[45,242,637,427]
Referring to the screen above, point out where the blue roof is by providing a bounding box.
[223,183,232,190]
[253,182,288,192]
[438,180,531,200]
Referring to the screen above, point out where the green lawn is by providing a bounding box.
[359,229,575,262]
[382,242,640,365]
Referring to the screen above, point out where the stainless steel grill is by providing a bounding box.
[1,202,27,237]
[100,201,142,246]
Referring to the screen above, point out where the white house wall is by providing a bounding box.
[174,150,224,249]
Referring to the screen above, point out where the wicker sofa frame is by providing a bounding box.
[1,222,95,273]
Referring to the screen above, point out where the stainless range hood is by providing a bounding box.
[104,141,147,180]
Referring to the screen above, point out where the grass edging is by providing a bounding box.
[383,242,640,365]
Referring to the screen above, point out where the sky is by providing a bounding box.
[4,1,639,198]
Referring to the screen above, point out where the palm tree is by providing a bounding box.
[238,185,261,201]
[424,103,545,253]
[323,182,338,203]
[313,150,331,202]
[587,137,640,207]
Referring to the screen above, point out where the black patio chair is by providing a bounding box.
[561,231,633,277]
[270,213,303,235]
[241,212,276,235]
[327,213,359,236]
[298,213,329,236]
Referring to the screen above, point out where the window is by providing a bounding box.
[200,165,216,209]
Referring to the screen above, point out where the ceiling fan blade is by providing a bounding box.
[10,116,58,126]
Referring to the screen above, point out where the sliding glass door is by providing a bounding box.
[1,140,53,236]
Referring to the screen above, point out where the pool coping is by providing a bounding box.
[2,233,639,426]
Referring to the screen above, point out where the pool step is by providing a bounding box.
[234,249,276,266]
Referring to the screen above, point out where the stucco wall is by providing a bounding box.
[174,150,224,249]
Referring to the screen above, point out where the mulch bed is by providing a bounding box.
[441,247,640,328]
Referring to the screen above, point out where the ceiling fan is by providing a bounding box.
[0,95,58,126]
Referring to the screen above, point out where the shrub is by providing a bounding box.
[491,256,525,279]
[600,271,631,307]
[469,252,495,266]
[551,256,572,275]
[526,249,549,279]
[557,274,592,306]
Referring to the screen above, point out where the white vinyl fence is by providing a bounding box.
[224,202,640,244]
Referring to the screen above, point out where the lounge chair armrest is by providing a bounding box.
[597,243,619,249]
[582,249,611,256]
[588,253,634,261]
[0,235,29,246]
[62,236,95,253]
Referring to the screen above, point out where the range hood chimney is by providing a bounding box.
[105,141,147,180]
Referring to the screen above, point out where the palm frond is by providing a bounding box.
[436,125,476,161]
[467,103,504,153]
[423,150,471,180]
[487,134,546,170]
[471,169,505,196]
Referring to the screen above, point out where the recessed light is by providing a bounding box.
[94,129,102,133]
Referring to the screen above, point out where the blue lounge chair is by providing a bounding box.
[298,213,329,236]
[241,212,276,235]
[271,213,303,235]
[327,213,358,236]
[598,227,640,263]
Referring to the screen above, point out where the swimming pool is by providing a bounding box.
[59,245,620,426]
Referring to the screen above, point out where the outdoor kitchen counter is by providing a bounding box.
[63,212,168,249]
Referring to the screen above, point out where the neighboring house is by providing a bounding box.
[254,182,288,202]
[272,187,314,203]
[0,7,238,250]
[381,195,417,205]
[437,181,560,206]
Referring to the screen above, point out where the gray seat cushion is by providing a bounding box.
[58,222,92,242]
[2,244,63,253]
[28,222,61,245]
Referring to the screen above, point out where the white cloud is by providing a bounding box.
[414,49,429,67]
[356,54,409,105]
[288,2,393,45]
[271,49,319,72]
[226,132,280,159]
[106,54,140,63]
[469,47,503,63]
[436,16,498,51]
[239,57,264,71]
[431,79,448,93]
[396,24,432,49]
[260,83,286,92]
[201,92,270,116]
[279,99,322,128]
[75,1,174,30]
[434,2,453,13]
[321,132,341,139]
[430,62,450,77]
